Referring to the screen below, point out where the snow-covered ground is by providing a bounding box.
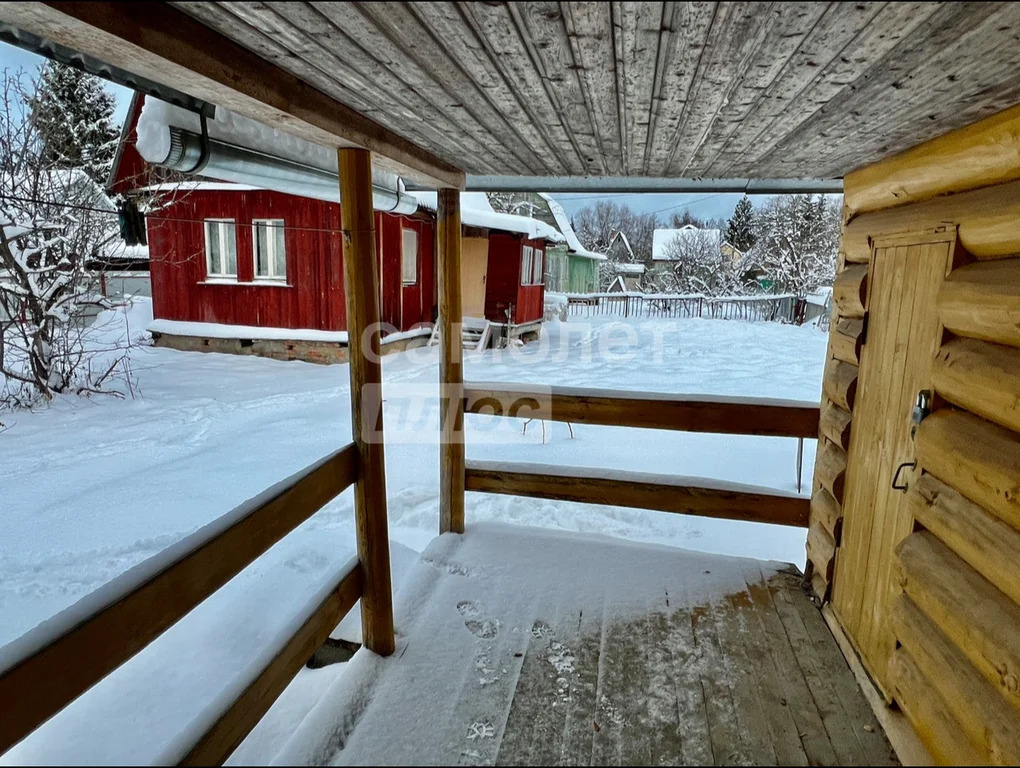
[0,298,827,764]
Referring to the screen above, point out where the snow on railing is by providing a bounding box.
[0,444,362,763]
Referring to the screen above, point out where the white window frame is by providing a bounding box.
[401,227,418,285]
[532,248,544,285]
[252,219,287,282]
[521,245,534,285]
[204,218,237,281]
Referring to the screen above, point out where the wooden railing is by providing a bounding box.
[0,444,360,764]
[463,384,818,528]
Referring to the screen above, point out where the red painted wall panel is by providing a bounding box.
[481,232,546,325]
[516,236,546,325]
[147,188,432,333]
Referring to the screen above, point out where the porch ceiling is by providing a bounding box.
[5,2,1020,188]
[177,1,1020,181]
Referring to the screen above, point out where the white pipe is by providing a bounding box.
[134,98,418,214]
[155,128,417,214]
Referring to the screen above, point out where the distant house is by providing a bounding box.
[607,230,636,263]
[108,95,562,362]
[538,194,606,294]
[608,262,645,293]
[413,192,563,335]
[721,241,744,263]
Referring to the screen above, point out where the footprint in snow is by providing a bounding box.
[458,600,500,638]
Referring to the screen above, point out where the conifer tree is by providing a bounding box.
[29,62,119,185]
[726,194,757,252]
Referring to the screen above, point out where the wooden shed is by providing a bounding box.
[3,2,1020,765]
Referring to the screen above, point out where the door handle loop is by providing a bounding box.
[892,461,916,492]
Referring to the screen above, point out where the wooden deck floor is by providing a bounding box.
[319,524,898,766]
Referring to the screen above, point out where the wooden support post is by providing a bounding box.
[338,148,394,656]
[438,188,465,534]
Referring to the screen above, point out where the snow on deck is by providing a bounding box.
[260,524,896,766]
[1,300,829,764]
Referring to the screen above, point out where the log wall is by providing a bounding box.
[813,104,1020,763]
[805,209,862,603]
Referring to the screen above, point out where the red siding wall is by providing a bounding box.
[483,233,546,324]
[517,237,546,325]
[148,188,433,333]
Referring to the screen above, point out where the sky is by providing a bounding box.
[1,40,800,225]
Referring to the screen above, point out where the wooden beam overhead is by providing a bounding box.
[0,2,464,188]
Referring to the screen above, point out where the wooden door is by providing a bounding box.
[461,237,489,318]
[832,231,956,692]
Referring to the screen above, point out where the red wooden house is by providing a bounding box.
[109,99,436,364]
[109,98,562,362]
[409,192,561,341]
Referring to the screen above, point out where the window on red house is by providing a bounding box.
[204,219,237,280]
[521,245,533,285]
[401,228,418,285]
[532,248,544,285]
[253,219,287,281]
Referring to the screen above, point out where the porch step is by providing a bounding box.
[428,317,491,352]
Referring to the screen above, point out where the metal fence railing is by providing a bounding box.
[565,292,800,323]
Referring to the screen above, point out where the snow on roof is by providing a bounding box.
[537,193,606,260]
[102,243,150,261]
[27,169,116,212]
[651,226,722,261]
[411,191,564,242]
[608,230,635,259]
[614,263,645,275]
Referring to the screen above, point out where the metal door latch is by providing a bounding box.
[911,390,931,438]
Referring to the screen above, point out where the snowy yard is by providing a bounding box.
[0,299,827,764]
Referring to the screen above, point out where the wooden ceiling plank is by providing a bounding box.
[711,1,892,177]
[754,2,1009,177]
[254,1,509,174]
[644,2,717,174]
[410,1,570,175]
[665,2,780,176]
[560,1,625,176]
[612,1,661,176]
[458,1,587,175]
[182,1,495,175]
[511,1,606,175]
[685,1,830,176]
[13,1,464,187]
[169,0,385,121]
[814,5,1020,178]
[343,1,556,176]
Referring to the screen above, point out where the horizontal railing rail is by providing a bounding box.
[465,461,810,528]
[464,383,820,438]
[463,383,817,524]
[180,561,362,765]
[0,443,359,760]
